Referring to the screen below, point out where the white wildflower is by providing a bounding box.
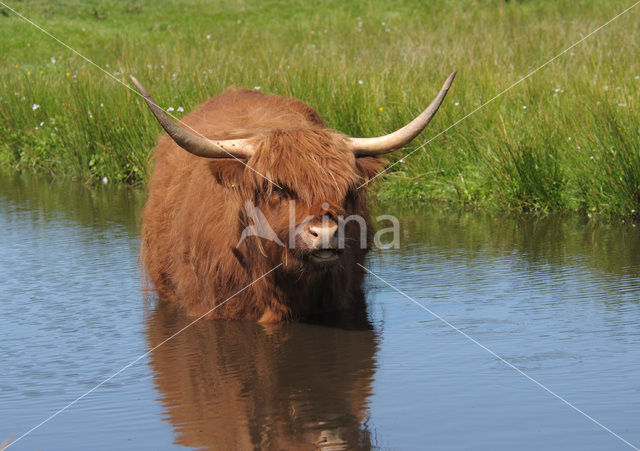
[604,85,609,91]
[636,75,640,79]
[522,105,527,109]
[618,103,627,107]
[166,106,175,112]
[254,86,261,90]
[206,34,211,39]
[358,79,363,85]
[101,177,108,184]
[32,103,40,110]
[100,103,104,107]
[455,101,460,106]
[39,121,44,126]
[177,106,184,112]
[50,57,56,64]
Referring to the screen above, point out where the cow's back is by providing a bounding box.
[156,88,325,163]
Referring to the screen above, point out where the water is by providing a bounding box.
[1,172,639,450]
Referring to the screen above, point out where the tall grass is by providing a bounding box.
[1,0,639,216]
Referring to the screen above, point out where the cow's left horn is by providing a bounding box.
[130,76,254,159]
[349,71,456,156]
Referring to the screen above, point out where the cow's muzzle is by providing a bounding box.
[309,249,341,265]
[308,249,342,268]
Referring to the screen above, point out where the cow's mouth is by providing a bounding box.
[308,249,340,264]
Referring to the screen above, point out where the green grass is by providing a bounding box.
[1,0,639,217]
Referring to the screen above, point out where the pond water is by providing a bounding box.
[1,172,639,450]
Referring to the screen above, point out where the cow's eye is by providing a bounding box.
[344,190,356,206]
[271,186,292,200]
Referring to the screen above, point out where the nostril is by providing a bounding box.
[306,224,338,246]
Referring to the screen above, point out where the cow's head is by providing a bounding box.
[131,73,455,272]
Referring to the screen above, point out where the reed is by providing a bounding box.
[1,0,638,216]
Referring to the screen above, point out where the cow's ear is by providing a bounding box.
[208,159,246,189]
[355,156,385,183]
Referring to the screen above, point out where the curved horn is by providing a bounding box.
[129,76,254,159]
[349,71,456,156]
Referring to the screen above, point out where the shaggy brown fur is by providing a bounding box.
[141,88,383,321]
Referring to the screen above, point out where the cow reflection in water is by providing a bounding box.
[146,301,378,450]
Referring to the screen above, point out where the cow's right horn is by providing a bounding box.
[130,76,254,159]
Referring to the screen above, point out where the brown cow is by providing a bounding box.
[132,72,455,322]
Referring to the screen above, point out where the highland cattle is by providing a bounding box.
[132,72,455,322]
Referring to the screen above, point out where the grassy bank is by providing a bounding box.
[1,0,639,217]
